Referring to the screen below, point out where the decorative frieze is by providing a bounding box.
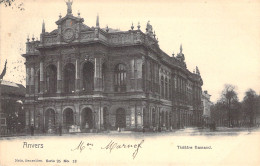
[44,36,58,44]
[81,32,95,41]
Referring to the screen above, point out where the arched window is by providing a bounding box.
[64,63,75,93]
[46,65,57,93]
[114,64,126,92]
[83,62,94,92]
[161,76,164,98]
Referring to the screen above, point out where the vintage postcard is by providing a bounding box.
[0,0,260,165]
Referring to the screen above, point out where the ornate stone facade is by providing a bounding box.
[22,3,203,133]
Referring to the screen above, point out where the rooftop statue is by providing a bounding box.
[146,21,153,34]
[177,44,185,62]
[196,66,200,75]
[65,0,73,15]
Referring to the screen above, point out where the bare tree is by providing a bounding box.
[243,89,258,127]
[220,84,238,127]
[0,0,24,10]
[211,102,227,126]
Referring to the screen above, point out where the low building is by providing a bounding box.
[201,90,213,125]
[0,80,26,134]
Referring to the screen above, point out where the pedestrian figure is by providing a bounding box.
[59,125,62,136]
[30,124,34,136]
[142,126,145,133]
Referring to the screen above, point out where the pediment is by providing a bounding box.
[55,14,84,25]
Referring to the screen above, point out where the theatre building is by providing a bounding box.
[22,2,203,133]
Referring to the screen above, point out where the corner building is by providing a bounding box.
[22,3,203,133]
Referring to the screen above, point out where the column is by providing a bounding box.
[93,105,101,130]
[30,109,34,125]
[56,106,62,125]
[148,107,151,128]
[55,111,58,129]
[25,108,30,131]
[163,111,166,127]
[174,109,178,128]
[130,106,136,129]
[184,111,187,127]
[39,107,44,133]
[30,67,34,94]
[74,103,80,126]
[157,108,160,127]
[100,107,104,129]
[57,60,62,93]
[74,111,77,126]
[169,77,171,100]
[130,58,135,91]
[40,60,44,94]
[76,106,81,127]
[35,108,39,129]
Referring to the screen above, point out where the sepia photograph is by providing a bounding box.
[0,0,260,165]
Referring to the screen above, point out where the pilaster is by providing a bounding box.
[39,60,44,94]
[75,58,80,92]
[130,58,135,91]
[93,104,102,130]
[94,57,102,92]
[136,58,143,91]
[26,67,30,95]
[30,67,35,94]
[57,59,62,93]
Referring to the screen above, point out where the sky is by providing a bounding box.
[0,0,259,103]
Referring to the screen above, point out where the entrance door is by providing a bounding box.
[81,108,93,129]
[143,108,149,127]
[44,109,55,133]
[63,108,74,128]
[116,108,126,128]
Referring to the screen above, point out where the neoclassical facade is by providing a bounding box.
[22,3,203,133]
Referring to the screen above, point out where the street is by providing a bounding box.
[1,127,260,140]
